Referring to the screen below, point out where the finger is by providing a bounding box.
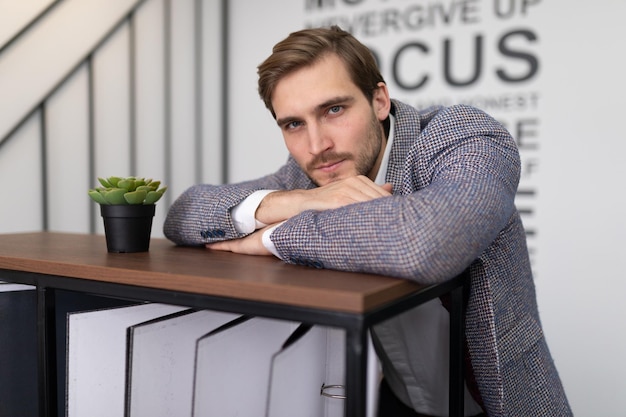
[352,176,390,193]
[351,177,392,198]
[205,241,233,252]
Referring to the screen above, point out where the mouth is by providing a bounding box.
[316,159,344,173]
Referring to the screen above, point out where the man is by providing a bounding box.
[164,26,571,416]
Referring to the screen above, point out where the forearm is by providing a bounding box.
[163,184,256,245]
[254,189,309,225]
[164,159,313,246]
[270,170,517,283]
[255,176,393,225]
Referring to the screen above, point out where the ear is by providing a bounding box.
[372,82,391,121]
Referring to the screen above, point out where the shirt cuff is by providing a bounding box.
[230,190,276,234]
[262,222,285,259]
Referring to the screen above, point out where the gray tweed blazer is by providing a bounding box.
[164,100,572,416]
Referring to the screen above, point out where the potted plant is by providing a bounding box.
[88,176,167,253]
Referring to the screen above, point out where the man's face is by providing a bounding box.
[271,53,391,186]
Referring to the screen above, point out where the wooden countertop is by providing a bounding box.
[0,232,421,313]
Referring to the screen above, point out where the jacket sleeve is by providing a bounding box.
[269,105,522,284]
[163,157,314,246]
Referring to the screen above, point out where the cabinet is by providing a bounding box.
[0,232,467,417]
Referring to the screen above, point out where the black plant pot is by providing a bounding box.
[100,204,156,253]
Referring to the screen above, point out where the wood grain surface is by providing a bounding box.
[0,232,421,313]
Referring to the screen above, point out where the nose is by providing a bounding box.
[307,122,332,155]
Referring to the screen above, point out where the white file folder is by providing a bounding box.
[0,282,34,291]
[192,317,299,417]
[266,325,344,417]
[126,309,241,417]
[266,326,379,417]
[66,303,187,417]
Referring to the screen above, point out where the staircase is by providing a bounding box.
[0,0,225,237]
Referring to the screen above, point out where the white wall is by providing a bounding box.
[226,1,301,182]
[226,1,626,416]
[534,1,626,412]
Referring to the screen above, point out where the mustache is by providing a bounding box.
[306,152,353,170]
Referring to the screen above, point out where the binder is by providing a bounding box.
[266,326,379,417]
[125,309,241,417]
[266,324,343,417]
[54,290,140,417]
[0,283,38,417]
[66,303,188,417]
[192,317,299,417]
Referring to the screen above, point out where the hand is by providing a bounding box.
[205,226,273,256]
[256,175,392,225]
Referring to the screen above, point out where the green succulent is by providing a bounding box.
[88,176,167,205]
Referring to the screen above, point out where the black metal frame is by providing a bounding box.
[2,268,467,417]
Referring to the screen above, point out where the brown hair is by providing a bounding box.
[257,26,385,118]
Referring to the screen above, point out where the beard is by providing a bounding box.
[305,111,385,186]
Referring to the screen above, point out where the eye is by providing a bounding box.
[328,105,342,115]
[284,120,303,131]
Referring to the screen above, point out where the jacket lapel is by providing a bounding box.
[385,100,422,195]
